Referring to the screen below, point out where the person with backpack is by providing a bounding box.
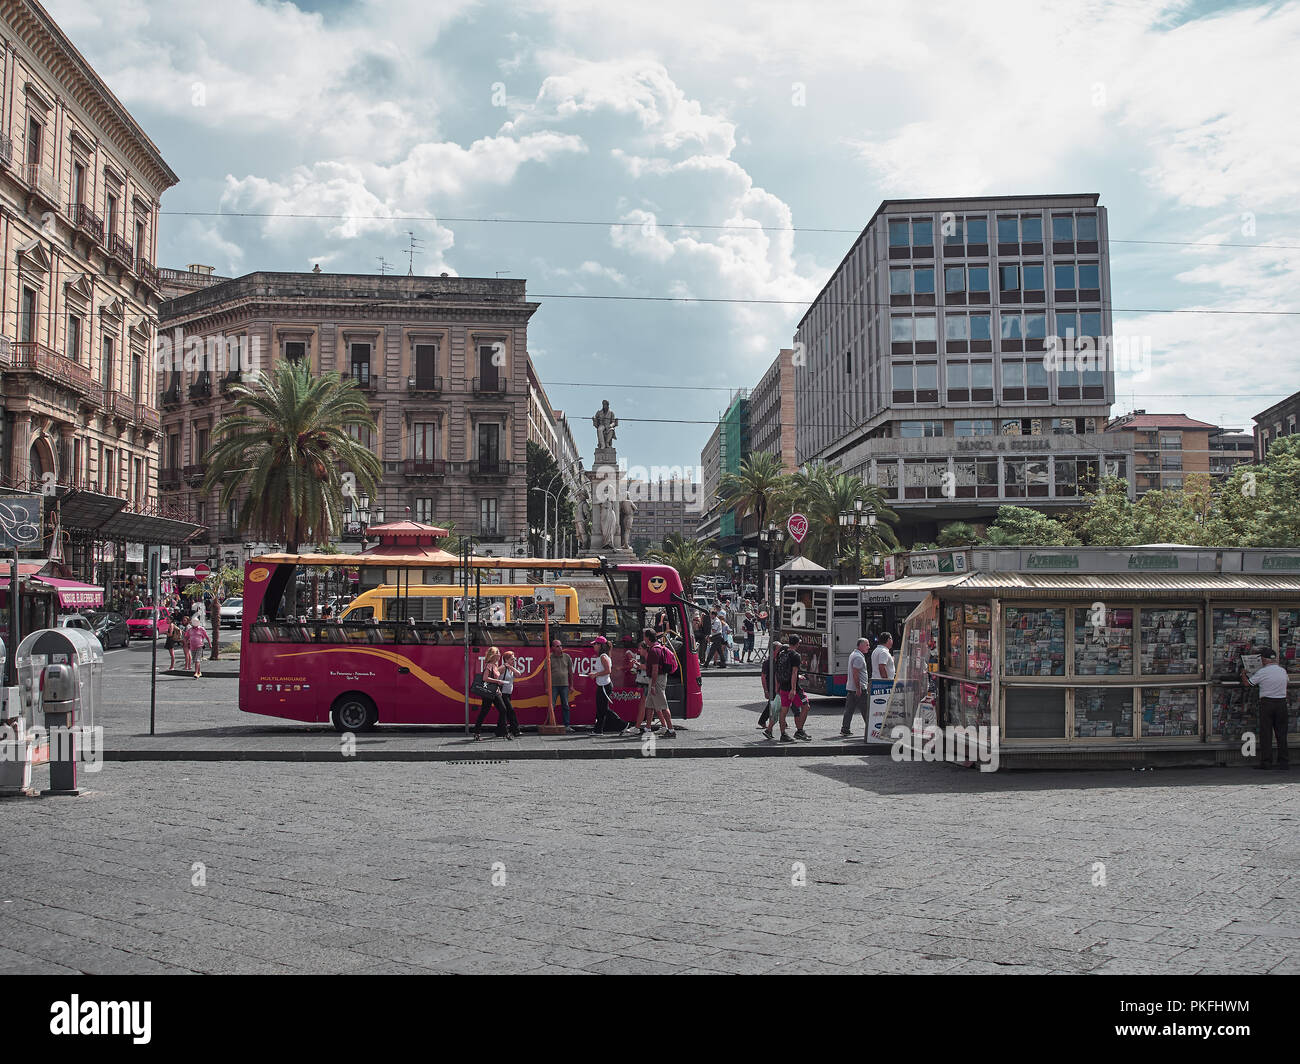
[632,628,676,738]
[770,633,811,742]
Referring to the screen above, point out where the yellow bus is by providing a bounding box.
[340,584,581,625]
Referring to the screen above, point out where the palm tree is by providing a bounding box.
[201,359,381,553]
[647,533,718,597]
[720,452,790,546]
[783,464,899,570]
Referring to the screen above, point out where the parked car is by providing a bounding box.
[87,610,130,649]
[220,597,244,627]
[56,613,96,635]
[126,606,169,640]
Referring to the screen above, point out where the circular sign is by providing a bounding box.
[247,567,270,584]
[194,562,211,580]
[787,513,809,544]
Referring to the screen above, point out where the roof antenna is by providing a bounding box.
[405,231,424,276]
[377,257,392,276]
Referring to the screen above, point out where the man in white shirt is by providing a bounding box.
[871,632,897,681]
[841,637,871,737]
[1241,647,1290,770]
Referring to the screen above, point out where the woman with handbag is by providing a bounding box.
[497,650,523,738]
[472,647,509,740]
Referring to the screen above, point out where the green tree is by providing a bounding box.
[1069,478,1141,545]
[720,451,790,545]
[526,441,574,556]
[782,463,899,569]
[1213,437,1300,546]
[936,522,980,547]
[980,505,1079,546]
[201,360,380,552]
[183,565,243,661]
[647,533,718,597]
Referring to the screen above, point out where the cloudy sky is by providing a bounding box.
[48,0,1300,471]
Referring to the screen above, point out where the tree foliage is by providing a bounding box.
[201,360,381,552]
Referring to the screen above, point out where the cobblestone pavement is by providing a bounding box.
[0,757,1295,974]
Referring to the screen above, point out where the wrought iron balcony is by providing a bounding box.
[159,468,182,492]
[25,163,61,208]
[188,375,213,400]
[402,459,447,477]
[71,203,104,243]
[9,341,95,398]
[341,369,378,391]
[137,259,160,289]
[183,463,208,482]
[407,374,442,394]
[472,376,507,396]
[160,385,182,409]
[468,459,511,478]
[108,232,135,268]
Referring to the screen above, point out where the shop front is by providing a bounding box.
[881,547,1300,767]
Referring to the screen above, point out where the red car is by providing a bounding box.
[126,606,170,640]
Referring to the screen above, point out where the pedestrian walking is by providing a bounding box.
[184,616,210,678]
[1241,648,1290,769]
[742,612,756,662]
[771,634,811,742]
[872,632,897,681]
[708,609,727,669]
[473,647,511,740]
[636,628,676,738]
[590,636,619,734]
[549,639,574,732]
[498,650,523,737]
[164,617,183,670]
[758,641,783,730]
[842,637,871,737]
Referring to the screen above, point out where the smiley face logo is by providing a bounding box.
[247,567,270,583]
[647,576,667,594]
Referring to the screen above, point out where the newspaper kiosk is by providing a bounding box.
[879,547,1300,768]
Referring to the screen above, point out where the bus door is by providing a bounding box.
[601,603,682,714]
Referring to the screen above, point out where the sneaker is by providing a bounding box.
[779,732,793,743]
[795,730,812,742]
[763,727,774,740]
[839,729,852,737]
[662,730,676,739]
[565,726,576,734]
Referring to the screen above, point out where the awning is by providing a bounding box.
[31,576,104,608]
[877,571,1300,598]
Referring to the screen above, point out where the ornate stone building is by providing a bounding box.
[157,271,538,562]
[0,0,184,581]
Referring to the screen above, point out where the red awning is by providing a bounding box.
[32,576,104,609]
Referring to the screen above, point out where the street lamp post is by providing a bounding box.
[838,499,877,583]
[529,487,557,559]
[759,522,786,695]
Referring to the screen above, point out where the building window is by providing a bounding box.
[135,219,146,261]
[349,343,371,385]
[131,353,142,400]
[477,423,501,468]
[1052,215,1075,242]
[20,287,37,343]
[899,420,944,438]
[27,117,43,169]
[1160,432,1182,450]
[67,314,82,363]
[414,343,437,388]
[347,424,376,452]
[944,267,965,294]
[480,497,498,535]
[166,434,179,470]
[478,344,504,389]
[415,497,434,523]
[968,267,989,294]
[412,422,437,460]
[72,160,86,206]
[284,341,306,364]
[955,419,995,437]
[106,190,118,236]
[103,337,115,390]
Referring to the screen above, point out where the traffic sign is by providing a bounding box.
[194,562,211,580]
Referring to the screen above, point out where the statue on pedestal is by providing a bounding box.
[599,496,620,550]
[593,400,618,450]
[574,488,591,551]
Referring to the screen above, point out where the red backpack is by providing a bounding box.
[655,641,680,677]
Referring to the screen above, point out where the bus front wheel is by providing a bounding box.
[331,693,377,733]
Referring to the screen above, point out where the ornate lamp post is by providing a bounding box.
[838,499,877,582]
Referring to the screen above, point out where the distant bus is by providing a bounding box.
[779,583,928,695]
[341,583,581,625]
[239,554,701,731]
